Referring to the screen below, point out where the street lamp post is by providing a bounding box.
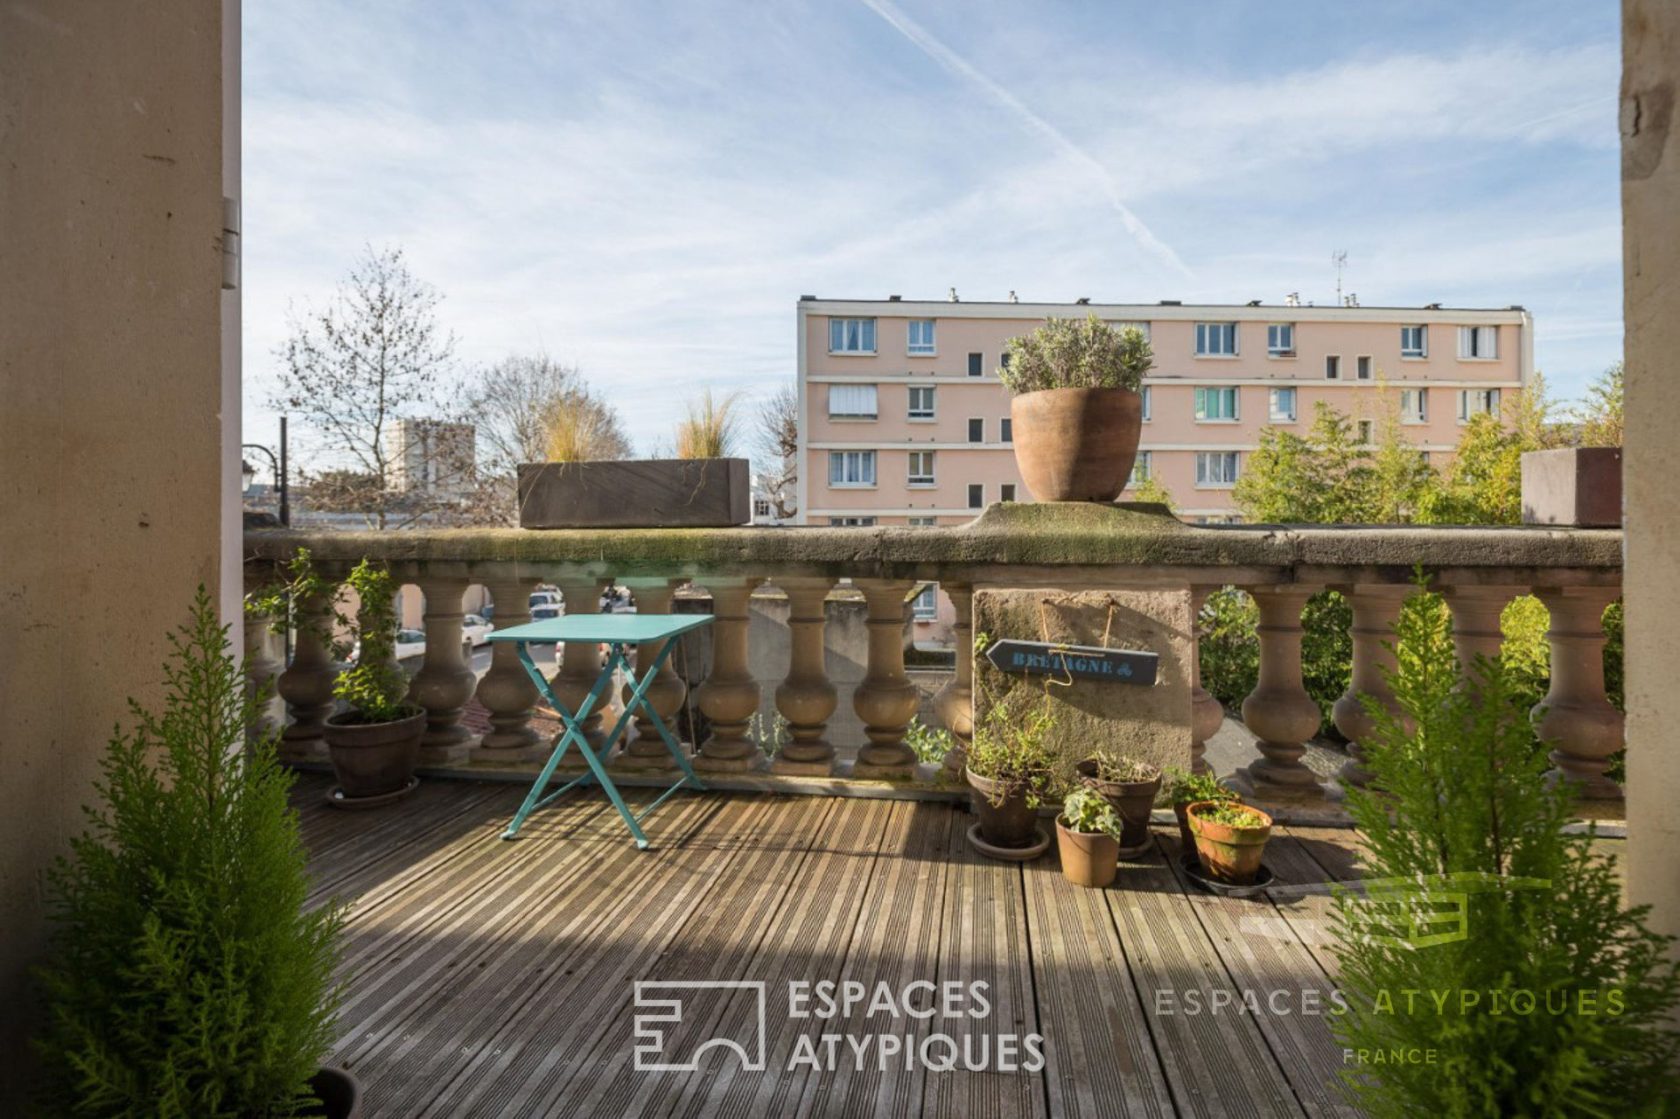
[241,416,289,527]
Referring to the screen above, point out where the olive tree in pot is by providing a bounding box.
[1076,751,1161,851]
[1161,768,1240,866]
[999,314,1154,502]
[1056,787,1125,888]
[33,589,358,1117]
[964,702,1057,857]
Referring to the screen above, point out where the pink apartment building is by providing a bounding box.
[794,295,1531,641]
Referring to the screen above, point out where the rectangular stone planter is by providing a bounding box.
[1521,447,1622,527]
[517,458,751,529]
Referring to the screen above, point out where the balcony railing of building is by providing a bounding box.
[242,503,1625,805]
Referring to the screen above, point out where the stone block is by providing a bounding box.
[517,458,751,529]
[972,587,1192,781]
[1521,447,1622,526]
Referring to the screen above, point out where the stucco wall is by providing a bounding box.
[1622,0,1680,947]
[0,0,229,1096]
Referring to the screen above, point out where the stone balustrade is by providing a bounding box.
[244,503,1625,803]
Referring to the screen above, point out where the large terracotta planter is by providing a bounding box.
[1186,800,1274,885]
[1056,820,1119,888]
[1076,759,1160,849]
[303,1066,363,1118]
[966,768,1039,849]
[323,707,425,799]
[1009,387,1143,502]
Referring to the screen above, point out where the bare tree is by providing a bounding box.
[754,382,798,519]
[460,353,631,523]
[273,246,458,528]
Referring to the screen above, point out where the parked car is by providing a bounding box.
[394,628,426,660]
[530,591,561,611]
[462,613,494,647]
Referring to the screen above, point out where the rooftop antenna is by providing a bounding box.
[948,287,959,302]
[1008,290,1019,303]
[1332,250,1348,305]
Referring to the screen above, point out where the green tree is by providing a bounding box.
[1576,361,1624,447]
[1130,473,1175,512]
[1233,403,1375,523]
[1418,412,1526,525]
[1366,391,1435,523]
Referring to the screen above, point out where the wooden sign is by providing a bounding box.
[983,639,1159,686]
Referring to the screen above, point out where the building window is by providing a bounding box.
[907,450,936,486]
[967,417,984,443]
[1458,325,1499,360]
[1325,355,1341,379]
[1458,388,1501,422]
[1000,351,1013,370]
[1195,322,1239,356]
[829,516,876,527]
[907,385,935,420]
[1131,450,1152,483]
[827,384,878,419]
[908,516,937,527]
[1356,355,1373,380]
[968,483,984,509]
[1267,323,1296,357]
[1195,451,1240,488]
[907,319,936,355]
[828,317,876,354]
[827,450,876,487]
[1107,320,1151,340]
[1357,419,1374,444]
[1400,388,1427,423]
[1000,417,1013,443]
[1401,325,1427,358]
[967,352,983,377]
[1000,483,1016,502]
[753,498,772,518]
[1194,386,1240,422]
[912,584,938,620]
[1142,385,1152,421]
[1269,387,1297,422]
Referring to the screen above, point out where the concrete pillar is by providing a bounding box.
[1623,0,1680,951]
[0,0,234,1096]
[935,582,976,777]
[1442,585,1519,679]
[1189,586,1225,776]
[552,577,612,763]
[277,590,338,763]
[1533,587,1623,800]
[1239,587,1325,798]
[472,577,544,761]
[772,577,839,776]
[694,578,764,772]
[406,575,476,764]
[1331,584,1412,790]
[852,578,921,779]
[615,578,690,773]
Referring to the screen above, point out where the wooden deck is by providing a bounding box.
[295,773,1371,1118]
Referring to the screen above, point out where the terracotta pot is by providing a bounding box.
[323,707,425,799]
[301,1066,363,1118]
[1186,800,1274,885]
[1009,387,1143,502]
[966,768,1039,849]
[1056,820,1119,888]
[1076,759,1160,849]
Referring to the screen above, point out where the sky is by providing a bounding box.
[241,0,1624,462]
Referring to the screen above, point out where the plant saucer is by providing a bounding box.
[326,776,420,810]
[1181,856,1276,898]
[967,823,1051,861]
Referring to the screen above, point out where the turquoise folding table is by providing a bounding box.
[487,613,712,849]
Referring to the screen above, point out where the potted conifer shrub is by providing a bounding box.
[1185,800,1274,885]
[322,558,426,805]
[1055,787,1125,888]
[964,702,1057,857]
[1076,751,1161,851]
[1162,767,1240,866]
[33,589,357,1117]
[998,314,1154,502]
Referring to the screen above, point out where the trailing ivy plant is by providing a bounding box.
[33,588,345,1117]
[1159,767,1239,809]
[332,558,411,724]
[997,314,1153,395]
[1059,787,1124,839]
[1331,577,1680,1116]
[904,716,955,766]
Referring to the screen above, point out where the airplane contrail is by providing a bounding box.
[858,0,1193,280]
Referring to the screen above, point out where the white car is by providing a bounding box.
[462,613,494,647]
[394,628,426,660]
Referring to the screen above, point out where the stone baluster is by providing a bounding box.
[852,578,921,779]
[615,578,692,773]
[243,607,286,743]
[772,576,839,776]
[472,575,544,762]
[695,578,764,772]
[552,577,613,763]
[1239,587,1325,799]
[1330,584,1413,791]
[1189,586,1224,776]
[405,575,477,765]
[935,582,975,778]
[277,587,338,763]
[1534,586,1624,800]
[1442,585,1519,681]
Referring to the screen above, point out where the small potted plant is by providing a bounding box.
[998,314,1154,502]
[1076,751,1161,851]
[964,703,1056,856]
[33,589,358,1117]
[1161,768,1240,865]
[1186,800,1274,885]
[322,558,426,805]
[1056,787,1125,888]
